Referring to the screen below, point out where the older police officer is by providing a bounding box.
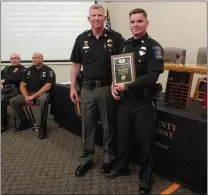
[105,8,164,195]
[70,4,125,177]
[10,53,55,139]
[1,53,26,132]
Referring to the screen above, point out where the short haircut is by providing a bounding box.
[129,8,147,18]
[90,4,104,10]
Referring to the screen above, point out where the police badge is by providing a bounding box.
[83,41,89,49]
[42,72,46,77]
[13,68,19,74]
[107,39,113,47]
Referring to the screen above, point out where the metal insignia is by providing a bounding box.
[13,68,18,73]
[83,41,89,49]
[141,46,146,50]
[139,50,145,56]
[42,72,46,77]
[107,39,113,47]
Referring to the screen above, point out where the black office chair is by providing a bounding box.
[23,95,52,131]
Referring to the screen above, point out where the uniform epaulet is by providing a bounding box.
[107,29,122,36]
[26,66,33,71]
[148,36,162,47]
[4,65,10,69]
[125,38,132,44]
[3,66,10,72]
[82,30,90,35]
[44,65,53,71]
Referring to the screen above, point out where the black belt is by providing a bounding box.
[82,78,112,88]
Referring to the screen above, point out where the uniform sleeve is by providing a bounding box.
[1,66,8,79]
[70,37,82,63]
[146,43,164,73]
[45,69,55,84]
[127,43,164,90]
[21,66,27,73]
[118,36,126,53]
[21,69,28,83]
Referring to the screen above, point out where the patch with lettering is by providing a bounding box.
[153,46,163,59]
[49,71,54,78]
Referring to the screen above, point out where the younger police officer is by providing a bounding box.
[10,53,55,139]
[1,53,26,132]
[105,9,164,195]
[70,4,125,177]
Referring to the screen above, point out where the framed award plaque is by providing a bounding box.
[193,78,207,102]
[164,70,194,108]
[111,53,136,85]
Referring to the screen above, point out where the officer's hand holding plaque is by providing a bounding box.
[111,52,136,85]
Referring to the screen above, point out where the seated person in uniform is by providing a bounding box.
[1,53,26,132]
[10,53,55,139]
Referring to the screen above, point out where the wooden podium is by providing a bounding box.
[164,64,207,108]
[164,64,207,75]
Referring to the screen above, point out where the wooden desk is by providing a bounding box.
[164,64,207,75]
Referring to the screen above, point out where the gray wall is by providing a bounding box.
[107,2,207,64]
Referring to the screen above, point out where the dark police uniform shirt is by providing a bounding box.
[123,33,164,93]
[70,28,125,80]
[1,65,26,89]
[21,65,55,93]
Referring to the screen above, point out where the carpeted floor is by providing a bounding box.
[1,113,201,195]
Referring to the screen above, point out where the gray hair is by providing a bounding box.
[89,4,104,10]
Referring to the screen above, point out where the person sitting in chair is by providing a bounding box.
[1,53,26,132]
[10,53,56,139]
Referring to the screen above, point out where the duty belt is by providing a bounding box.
[82,78,112,88]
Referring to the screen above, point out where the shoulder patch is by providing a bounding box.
[49,70,54,78]
[152,46,163,59]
